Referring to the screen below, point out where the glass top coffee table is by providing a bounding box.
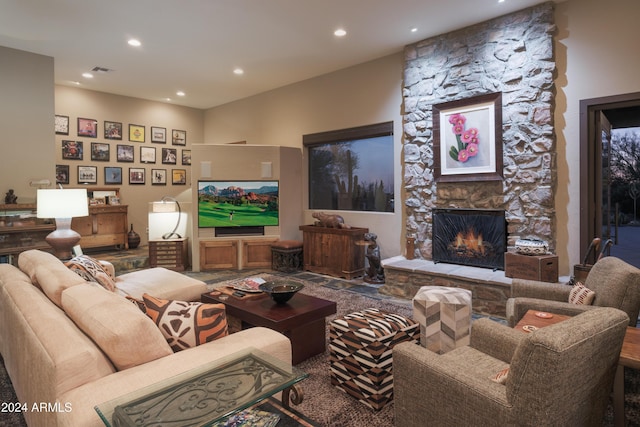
[95,348,307,427]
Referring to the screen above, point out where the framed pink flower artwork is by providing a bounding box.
[433,92,503,182]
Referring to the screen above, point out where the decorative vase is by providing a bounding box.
[406,237,416,260]
[127,224,141,249]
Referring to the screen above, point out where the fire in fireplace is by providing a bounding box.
[432,208,506,270]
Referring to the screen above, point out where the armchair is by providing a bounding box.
[393,307,629,427]
[506,256,640,327]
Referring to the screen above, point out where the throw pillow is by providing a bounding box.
[568,282,596,305]
[65,255,117,292]
[491,367,509,385]
[142,293,229,352]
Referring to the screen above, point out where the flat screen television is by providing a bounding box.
[198,180,279,228]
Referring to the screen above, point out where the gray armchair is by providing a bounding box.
[506,256,640,327]
[393,307,629,427]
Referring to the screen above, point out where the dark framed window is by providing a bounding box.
[303,121,394,212]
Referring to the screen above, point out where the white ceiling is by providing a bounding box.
[0,0,558,109]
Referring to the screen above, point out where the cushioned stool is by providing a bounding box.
[329,308,419,410]
[412,286,472,354]
[271,240,303,272]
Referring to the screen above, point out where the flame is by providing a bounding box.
[452,229,486,255]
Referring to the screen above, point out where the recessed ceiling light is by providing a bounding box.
[128,39,141,47]
[411,27,418,33]
[82,72,93,79]
[166,98,172,102]
[233,68,244,75]
[334,28,347,37]
[176,91,185,97]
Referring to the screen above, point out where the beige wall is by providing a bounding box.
[0,46,54,203]
[204,53,404,259]
[54,86,204,245]
[555,0,640,273]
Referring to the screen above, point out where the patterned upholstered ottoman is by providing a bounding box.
[329,308,419,410]
[412,286,472,354]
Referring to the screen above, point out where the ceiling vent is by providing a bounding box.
[91,66,114,73]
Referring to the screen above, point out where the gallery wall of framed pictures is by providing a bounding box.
[55,115,191,187]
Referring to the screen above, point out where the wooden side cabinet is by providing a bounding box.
[242,238,279,269]
[149,238,189,271]
[200,240,238,270]
[72,205,129,250]
[0,204,55,264]
[299,225,368,279]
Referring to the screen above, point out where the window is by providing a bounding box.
[304,122,394,212]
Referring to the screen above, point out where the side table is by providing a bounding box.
[149,238,189,271]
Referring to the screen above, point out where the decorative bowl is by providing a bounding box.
[259,281,304,304]
[515,238,549,256]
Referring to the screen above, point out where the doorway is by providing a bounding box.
[580,92,640,268]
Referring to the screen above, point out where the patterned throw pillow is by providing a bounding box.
[568,282,596,305]
[142,293,229,352]
[65,255,117,292]
[490,367,509,385]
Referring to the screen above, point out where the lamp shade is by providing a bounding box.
[37,189,89,219]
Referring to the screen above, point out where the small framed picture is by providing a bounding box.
[104,166,122,185]
[78,117,98,138]
[182,149,191,165]
[172,129,186,146]
[62,140,83,160]
[151,126,166,143]
[140,146,156,163]
[129,167,145,184]
[56,165,69,185]
[108,196,120,205]
[90,197,106,206]
[91,142,110,161]
[55,115,69,135]
[129,124,145,142]
[151,169,167,185]
[78,166,98,184]
[162,148,177,164]
[104,121,123,140]
[116,144,134,162]
[172,169,187,185]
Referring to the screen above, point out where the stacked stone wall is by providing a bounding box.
[403,2,556,259]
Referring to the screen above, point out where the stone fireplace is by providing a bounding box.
[432,209,506,270]
[379,3,557,318]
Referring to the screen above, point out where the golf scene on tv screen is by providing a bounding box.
[198,180,279,228]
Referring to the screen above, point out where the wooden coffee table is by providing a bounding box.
[516,309,640,427]
[202,290,337,365]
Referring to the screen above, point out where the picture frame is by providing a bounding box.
[433,92,503,183]
[129,124,145,142]
[55,115,69,135]
[62,140,83,160]
[104,121,123,140]
[182,149,191,165]
[104,166,122,185]
[162,147,177,164]
[78,166,97,184]
[129,167,146,185]
[91,142,110,162]
[56,164,69,185]
[108,196,120,205]
[172,129,186,146]
[172,169,187,185]
[140,146,156,163]
[151,126,166,143]
[77,117,98,138]
[90,197,106,206]
[151,168,167,185]
[116,144,134,162]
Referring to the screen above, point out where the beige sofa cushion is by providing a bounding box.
[18,250,87,306]
[61,283,173,370]
[116,267,208,301]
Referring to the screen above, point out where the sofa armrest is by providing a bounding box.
[470,318,524,363]
[511,279,572,301]
[506,297,594,327]
[99,260,116,280]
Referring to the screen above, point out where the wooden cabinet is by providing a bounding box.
[149,238,189,271]
[0,204,55,264]
[72,205,129,250]
[242,238,279,269]
[199,238,278,270]
[299,225,368,279]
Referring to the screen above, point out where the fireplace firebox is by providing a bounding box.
[432,208,506,270]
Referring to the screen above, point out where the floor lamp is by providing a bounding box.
[37,188,89,259]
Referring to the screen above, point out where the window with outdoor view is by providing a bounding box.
[304,122,394,212]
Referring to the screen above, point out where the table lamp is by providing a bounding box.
[151,196,182,239]
[37,188,89,259]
